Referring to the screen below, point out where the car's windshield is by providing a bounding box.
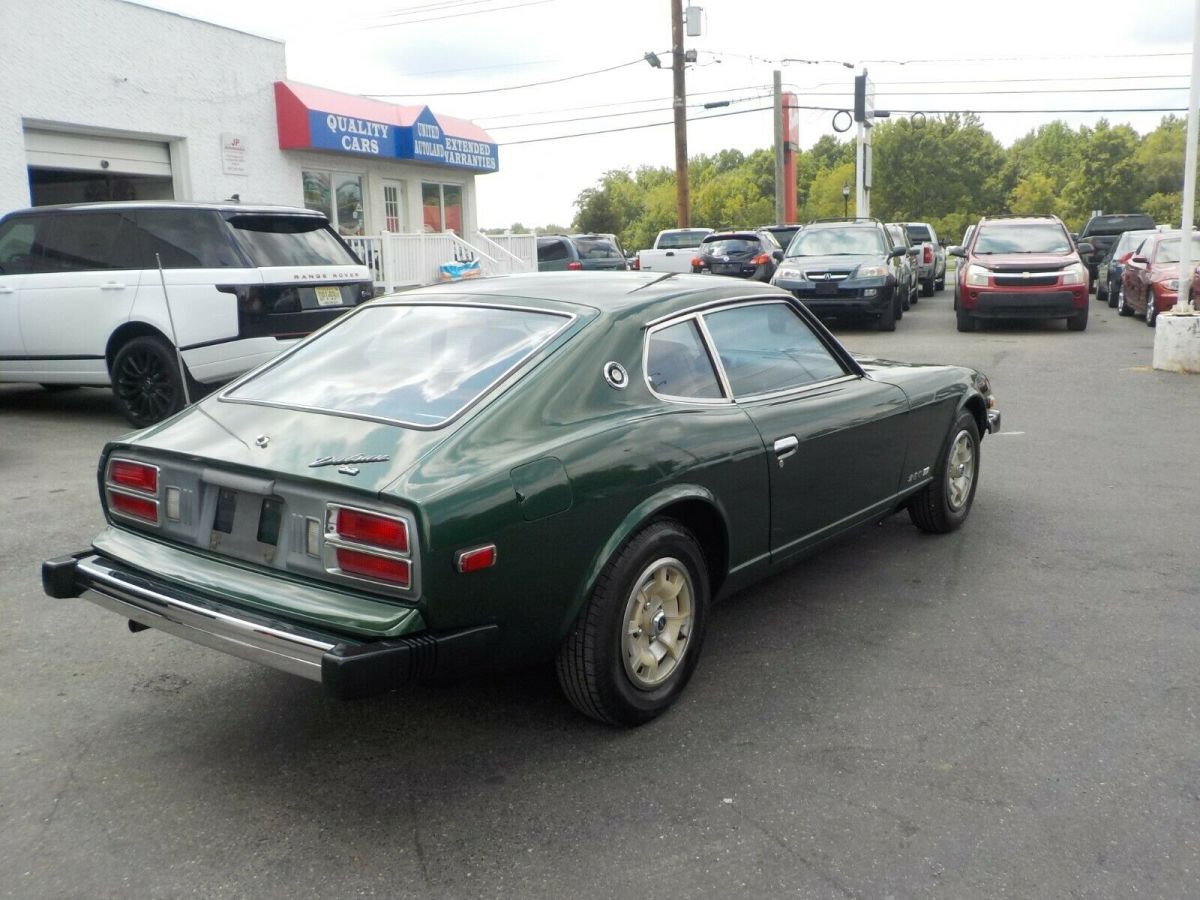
[1114,229,1157,257]
[225,302,570,427]
[701,237,761,255]
[974,224,1071,255]
[786,227,886,257]
[657,230,711,250]
[1153,235,1200,264]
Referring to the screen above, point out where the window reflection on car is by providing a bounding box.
[973,224,1071,255]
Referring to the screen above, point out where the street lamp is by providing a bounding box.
[842,183,850,217]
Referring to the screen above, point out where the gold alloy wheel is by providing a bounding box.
[946,430,976,512]
[621,557,694,689]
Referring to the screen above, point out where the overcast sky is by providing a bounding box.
[131,0,1195,228]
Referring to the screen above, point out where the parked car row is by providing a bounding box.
[1111,230,1200,326]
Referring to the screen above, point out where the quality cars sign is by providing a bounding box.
[276,82,500,173]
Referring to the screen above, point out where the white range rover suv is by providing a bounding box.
[0,202,372,425]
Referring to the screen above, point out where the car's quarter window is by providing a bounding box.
[224,302,570,427]
[702,302,846,397]
[226,214,360,267]
[130,209,245,269]
[537,238,569,262]
[38,212,138,271]
[645,319,724,400]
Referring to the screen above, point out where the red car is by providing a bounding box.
[1119,231,1200,326]
[950,215,1092,332]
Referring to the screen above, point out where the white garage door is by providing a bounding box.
[24,129,171,177]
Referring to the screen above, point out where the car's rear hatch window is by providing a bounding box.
[224,302,571,428]
[227,214,362,267]
[702,236,762,257]
[1085,215,1155,236]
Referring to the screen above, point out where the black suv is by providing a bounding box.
[1077,213,1155,292]
[770,218,908,331]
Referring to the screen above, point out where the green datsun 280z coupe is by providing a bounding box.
[43,272,1000,725]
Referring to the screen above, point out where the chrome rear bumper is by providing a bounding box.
[43,552,497,698]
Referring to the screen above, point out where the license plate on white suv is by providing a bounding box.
[315,286,343,307]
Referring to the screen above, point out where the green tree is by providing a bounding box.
[1008,172,1059,216]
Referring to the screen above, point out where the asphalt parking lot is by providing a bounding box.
[3,285,1198,900]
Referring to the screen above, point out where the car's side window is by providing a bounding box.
[537,239,568,263]
[0,218,41,275]
[703,302,846,397]
[37,212,136,272]
[646,319,724,400]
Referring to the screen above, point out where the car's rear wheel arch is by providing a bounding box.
[655,497,729,598]
[106,321,173,373]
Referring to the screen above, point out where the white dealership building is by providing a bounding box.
[0,0,529,285]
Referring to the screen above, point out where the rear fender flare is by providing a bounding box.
[555,484,729,641]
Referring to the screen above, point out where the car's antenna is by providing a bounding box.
[155,253,191,407]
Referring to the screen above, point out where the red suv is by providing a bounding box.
[950,215,1093,332]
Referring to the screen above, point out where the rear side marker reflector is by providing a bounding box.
[456,545,497,573]
[335,547,411,587]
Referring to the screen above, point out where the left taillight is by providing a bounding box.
[105,458,160,525]
[326,504,412,589]
[752,253,771,266]
[923,245,933,264]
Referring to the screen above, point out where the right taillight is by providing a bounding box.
[923,246,933,264]
[326,504,412,589]
[105,458,160,525]
[566,261,583,271]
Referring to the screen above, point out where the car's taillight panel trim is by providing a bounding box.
[104,458,161,526]
[323,503,418,595]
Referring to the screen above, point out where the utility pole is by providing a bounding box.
[671,0,689,226]
[773,70,784,225]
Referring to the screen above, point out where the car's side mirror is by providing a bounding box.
[1070,233,1079,241]
[773,249,784,261]
[889,246,906,258]
[1076,242,1094,256]
[948,245,967,258]
[1130,255,1149,266]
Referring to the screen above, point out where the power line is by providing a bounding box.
[486,93,771,131]
[499,107,772,148]
[356,0,553,28]
[370,57,648,98]
[499,103,1189,148]
[859,51,1191,65]
[475,84,772,122]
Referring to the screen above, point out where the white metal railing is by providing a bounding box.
[344,232,536,293]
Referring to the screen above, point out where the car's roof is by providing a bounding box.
[978,215,1064,226]
[390,271,786,320]
[3,201,326,217]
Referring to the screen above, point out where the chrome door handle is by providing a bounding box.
[100,282,126,290]
[773,435,799,466]
[0,285,13,294]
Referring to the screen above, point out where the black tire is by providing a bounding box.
[935,275,945,291]
[1067,303,1089,332]
[921,277,934,298]
[1117,286,1133,316]
[1145,294,1158,327]
[1107,279,1120,309]
[908,410,981,534]
[956,304,975,332]
[40,384,81,392]
[111,335,187,427]
[556,519,709,726]
[877,297,897,331]
[1097,279,1108,303]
